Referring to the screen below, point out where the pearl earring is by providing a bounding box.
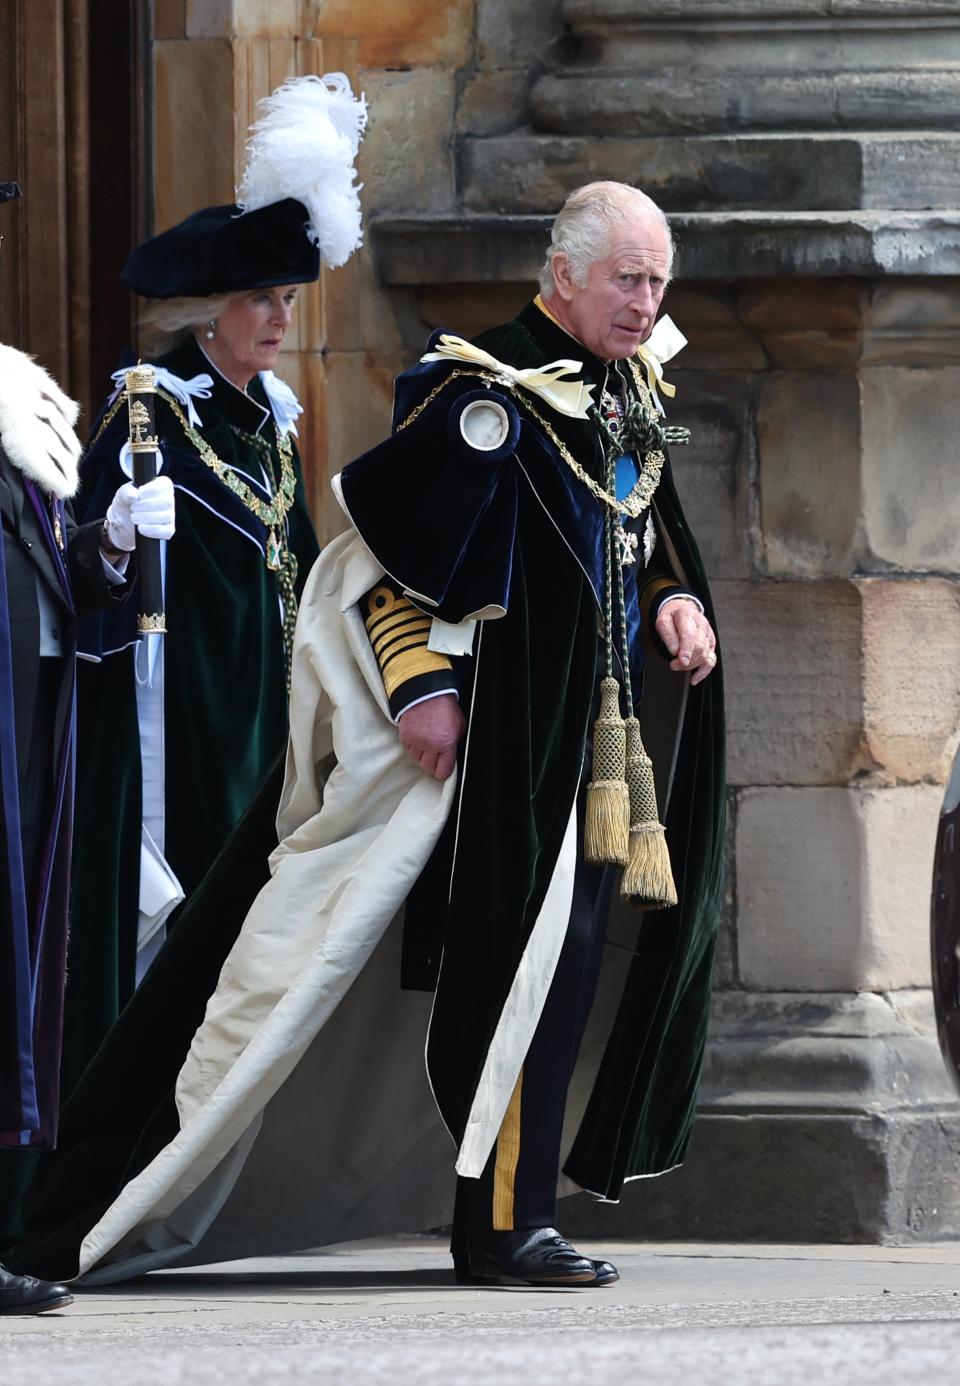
[205,319,216,340]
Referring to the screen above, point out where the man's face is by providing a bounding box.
[554,215,671,362]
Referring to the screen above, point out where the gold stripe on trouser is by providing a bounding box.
[492,1069,523,1231]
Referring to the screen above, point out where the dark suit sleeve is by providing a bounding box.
[637,519,703,660]
[362,578,460,721]
[65,513,133,620]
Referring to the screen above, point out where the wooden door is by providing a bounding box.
[0,0,151,425]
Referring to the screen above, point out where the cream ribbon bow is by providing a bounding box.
[420,334,595,419]
[110,366,214,430]
[635,315,687,415]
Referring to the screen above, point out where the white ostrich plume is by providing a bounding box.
[237,73,368,270]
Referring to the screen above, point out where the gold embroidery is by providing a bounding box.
[373,625,432,663]
[364,583,453,698]
[378,629,436,664]
[381,645,453,699]
[367,606,428,644]
[492,1071,523,1231]
[365,585,399,620]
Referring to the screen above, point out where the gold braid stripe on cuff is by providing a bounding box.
[380,645,453,700]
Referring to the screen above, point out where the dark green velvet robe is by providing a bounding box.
[62,336,318,1098]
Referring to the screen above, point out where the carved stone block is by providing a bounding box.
[736,786,941,991]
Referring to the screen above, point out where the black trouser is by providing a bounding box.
[452,789,613,1239]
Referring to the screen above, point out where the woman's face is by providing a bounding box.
[204,285,299,388]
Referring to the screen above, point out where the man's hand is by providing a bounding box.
[655,599,718,687]
[398,693,466,781]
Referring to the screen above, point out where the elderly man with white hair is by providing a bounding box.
[343,179,725,1285]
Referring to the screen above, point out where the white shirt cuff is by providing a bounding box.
[658,591,704,616]
[393,687,459,723]
[101,552,130,584]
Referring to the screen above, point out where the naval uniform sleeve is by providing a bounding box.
[363,579,460,722]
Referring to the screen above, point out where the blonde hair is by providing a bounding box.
[138,292,238,358]
[539,182,674,297]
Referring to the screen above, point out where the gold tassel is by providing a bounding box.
[585,677,630,865]
[621,715,677,908]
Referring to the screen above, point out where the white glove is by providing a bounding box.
[104,476,176,551]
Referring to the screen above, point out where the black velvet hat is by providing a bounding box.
[120,197,320,300]
[0,182,22,204]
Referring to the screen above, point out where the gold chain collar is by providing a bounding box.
[160,393,297,541]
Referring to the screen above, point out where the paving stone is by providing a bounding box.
[5,1240,960,1386]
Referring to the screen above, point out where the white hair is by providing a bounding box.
[538,182,674,297]
[138,292,239,357]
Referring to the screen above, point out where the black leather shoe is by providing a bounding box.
[454,1227,599,1286]
[590,1257,620,1286]
[0,1262,73,1315]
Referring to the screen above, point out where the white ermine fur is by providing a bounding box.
[237,73,368,270]
[0,344,81,499]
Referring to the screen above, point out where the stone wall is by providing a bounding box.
[625,275,960,1242]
